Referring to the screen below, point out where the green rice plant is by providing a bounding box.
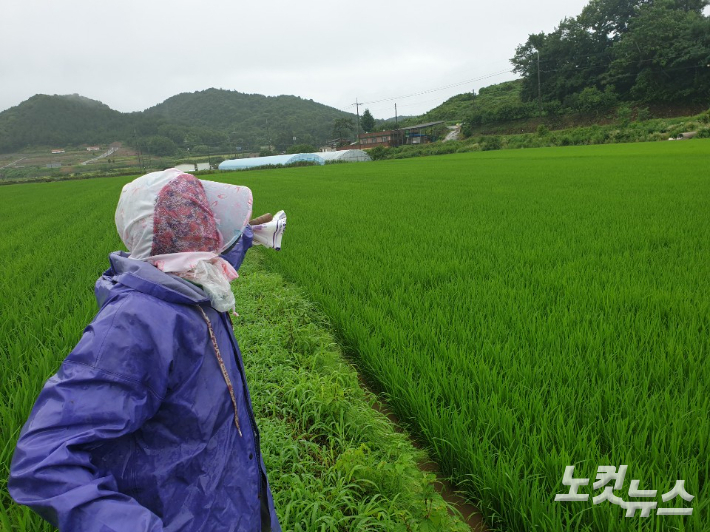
[227,140,710,532]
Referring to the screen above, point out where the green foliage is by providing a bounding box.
[360,109,375,133]
[537,124,550,136]
[480,135,503,151]
[419,92,476,122]
[367,146,389,161]
[565,86,619,115]
[286,143,316,154]
[331,117,355,142]
[372,120,400,131]
[144,135,178,156]
[608,1,710,102]
[636,106,651,122]
[616,104,634,126]
[461,81,537,136]
[511,0,710,107]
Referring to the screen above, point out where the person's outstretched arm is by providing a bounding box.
[9,297,169,532]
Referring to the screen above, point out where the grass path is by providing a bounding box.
[234,249,474,531]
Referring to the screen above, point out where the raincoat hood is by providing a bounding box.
[116,168,253,259]
[114,169,253,312]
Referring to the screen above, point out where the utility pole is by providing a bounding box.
[266,118,271,152]
[354,98,362,148]
[395,103,400,145]
[537,50,542,116]
[134,129,144,171]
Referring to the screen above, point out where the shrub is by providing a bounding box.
[145,136,179,156]
[456,143,481,153]
[543,101,564,116]
[367,146,389,160]
[616,105,633,126]
[481,136,502,151]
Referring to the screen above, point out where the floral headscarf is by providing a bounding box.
[115,168,253,312]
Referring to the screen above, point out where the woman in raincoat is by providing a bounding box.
[9,169,282,532]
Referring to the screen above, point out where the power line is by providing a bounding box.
[351,68,514,108]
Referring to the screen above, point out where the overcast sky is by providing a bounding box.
[2,0,595,119]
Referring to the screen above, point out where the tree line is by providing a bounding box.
[511,0,710,109]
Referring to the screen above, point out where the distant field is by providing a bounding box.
[229,141,710,531]
[1,141,708,531]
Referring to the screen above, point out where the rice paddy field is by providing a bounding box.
[1,140,709,531]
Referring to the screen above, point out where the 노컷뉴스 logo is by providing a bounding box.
[554,465,694,517]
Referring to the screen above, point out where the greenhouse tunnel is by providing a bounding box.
[218,153,325,170]
[310,150,371,162]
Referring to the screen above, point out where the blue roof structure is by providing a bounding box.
[218,153,325,171]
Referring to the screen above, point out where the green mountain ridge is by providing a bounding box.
[0,90,356,154]
[0,94,127,152]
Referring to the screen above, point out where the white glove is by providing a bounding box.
[252,210,286,250]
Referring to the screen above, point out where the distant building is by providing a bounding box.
[354,121,445,149]
[325,138,351,150]
[400,121,445,144]
[86,146,101,151]
[51,149,65,154]
[355,130,402,149]
[46,163,61,168]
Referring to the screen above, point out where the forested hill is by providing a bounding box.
[0,90,356,154]
[0,95,128,153]
[144,89,352,148]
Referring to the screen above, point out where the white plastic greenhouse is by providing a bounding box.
[310,150,371,163]
[218,153,325,171]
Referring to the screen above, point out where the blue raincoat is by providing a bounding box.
[9,228,281,532]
